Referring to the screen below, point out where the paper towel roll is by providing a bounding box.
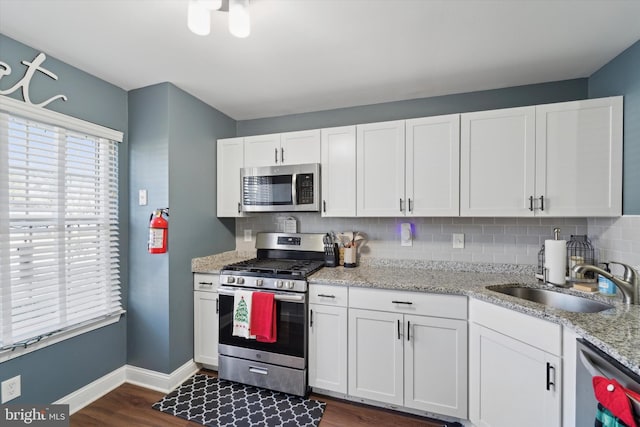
[545,240,567,286]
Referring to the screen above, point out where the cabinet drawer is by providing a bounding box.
[349,287,467,320]
[470,299,561,355]
[309,284,348,306]
[194,273,218,291]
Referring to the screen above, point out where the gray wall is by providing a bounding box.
[237,79,588,136]
[127,83,236,373]
[589,39,640,215]
[0,34,129,403]
[127,84,171,372]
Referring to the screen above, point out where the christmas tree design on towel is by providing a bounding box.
[232,290,255,339]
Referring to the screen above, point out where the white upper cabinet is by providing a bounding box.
[460,106,536,216]
[321,126,356,217]
[357,121,406,216]
[535,96,623,217]
[406,115,460,216]
[217,137,244,217]
[461,97,623,217]
[243,133,281,168]
[244,130,320,168]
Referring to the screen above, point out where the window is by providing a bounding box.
[0,97,123,356]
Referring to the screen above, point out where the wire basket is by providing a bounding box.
[567,235,596,281]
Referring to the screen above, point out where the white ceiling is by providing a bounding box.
[1,0,640,120]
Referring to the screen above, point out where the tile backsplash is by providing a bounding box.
[235,213,589,265]
[587,216,640,272]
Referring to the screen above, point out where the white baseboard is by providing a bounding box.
[55,359,200,415]
[54,366,127,415]
[126,359,199,394]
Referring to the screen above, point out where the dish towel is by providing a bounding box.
[232,290,255,339]
[593,376,640,427]
[250,292,277,343]
[596,403,632,427]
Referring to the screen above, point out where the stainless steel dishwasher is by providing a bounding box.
[576,338,640,426]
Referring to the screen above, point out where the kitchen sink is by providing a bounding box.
[489,286,614,313]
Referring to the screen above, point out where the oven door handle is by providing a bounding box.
[218,287,305,302]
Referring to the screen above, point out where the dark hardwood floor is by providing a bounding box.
[70,371,447,427]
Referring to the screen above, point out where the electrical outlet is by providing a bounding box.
[453,233,465,249]
[1,375,21,403]
[401,223,412,247]
[244,229,252,242]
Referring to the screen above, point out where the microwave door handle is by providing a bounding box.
[292,173,297,206]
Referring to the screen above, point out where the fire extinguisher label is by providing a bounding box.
[149,228,164,249]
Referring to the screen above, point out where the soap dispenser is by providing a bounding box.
[598,263,617,296]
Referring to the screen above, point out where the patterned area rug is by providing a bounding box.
[152,374,326,427]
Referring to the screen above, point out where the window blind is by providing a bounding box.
[0,107,122,351]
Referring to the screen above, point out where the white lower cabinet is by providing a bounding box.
[193,273,219,368]
[469,299,561,427]
[308,284,348,394]
[348,288,468,419]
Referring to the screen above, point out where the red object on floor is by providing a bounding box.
[250,292,277,343]
[593,376,639,427]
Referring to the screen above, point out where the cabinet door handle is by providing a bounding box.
[392,300,413,305]
[397,319,401,340]
[546,362,555,391]
[274,147,278,164]
[408,198,412,213]
[407,320,411,342]
[216,298,219,314]
[399,198,403,212]
[323,200,326,213]
[281,147,285,163]
[310,309,313,328]
[529,195,534,211]
[237,202,241,213]
[317,294,335,298]
[539,195,545,211]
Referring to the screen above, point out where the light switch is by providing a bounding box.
[138,189,148,206]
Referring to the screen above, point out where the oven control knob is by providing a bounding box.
[276,280,284,288]
[236,277,245,285]
[255,279,263,287]
[226,276,235,284]
[286,281,294,289]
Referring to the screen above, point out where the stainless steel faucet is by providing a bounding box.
[572,262,639,305]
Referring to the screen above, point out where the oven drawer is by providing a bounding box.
[309,284,348,306]
[194,273,218,292]
[349,287,467,320]
[218,354,307,397]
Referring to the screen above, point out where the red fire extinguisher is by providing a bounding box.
[148,208,169,254]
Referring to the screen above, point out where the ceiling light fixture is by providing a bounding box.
[187,0,250,38]
[187,0,212,36]
[228,0,251,38]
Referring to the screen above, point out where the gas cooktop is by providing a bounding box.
[221,258,325,279]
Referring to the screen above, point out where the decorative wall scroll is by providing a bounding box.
[0,52,68,108]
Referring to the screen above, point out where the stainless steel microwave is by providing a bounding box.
[241,163,320,212]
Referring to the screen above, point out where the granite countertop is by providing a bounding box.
[192,252,640,376]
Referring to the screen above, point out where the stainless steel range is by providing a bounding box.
[217,232,325,397]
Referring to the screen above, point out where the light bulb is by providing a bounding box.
[229,0,250,38]
[198,0,222,11]
[187,0,211,36]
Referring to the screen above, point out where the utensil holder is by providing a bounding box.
[344,247,357,268]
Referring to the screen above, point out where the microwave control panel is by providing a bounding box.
[296,174,315,204]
